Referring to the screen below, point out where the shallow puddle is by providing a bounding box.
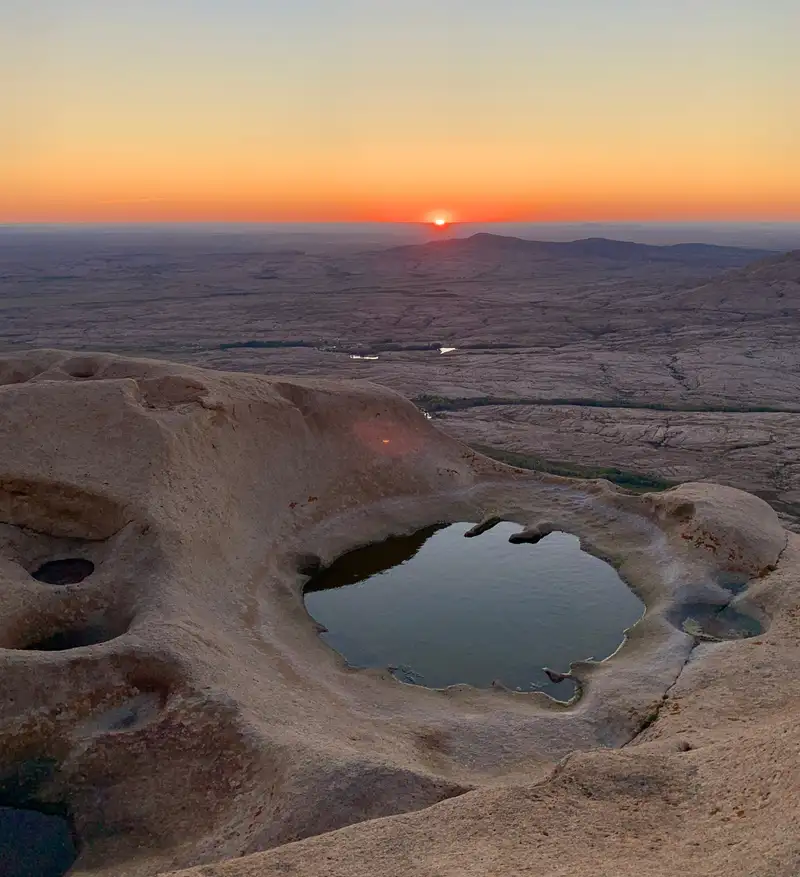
[304,522,645,698]
[676,602,763,640]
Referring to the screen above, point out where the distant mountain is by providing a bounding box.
[381,232,776,267]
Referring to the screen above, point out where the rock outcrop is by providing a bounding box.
[0,350,796,877]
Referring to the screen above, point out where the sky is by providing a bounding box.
[2,0,799,223]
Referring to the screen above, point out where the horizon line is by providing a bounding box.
[3,218,800,227]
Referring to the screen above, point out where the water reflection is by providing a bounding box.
[306,525,443,592]
[304,522,644,698]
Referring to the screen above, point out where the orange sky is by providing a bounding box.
[3,1,799,223]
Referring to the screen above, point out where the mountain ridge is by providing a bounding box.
[380,232,778,265]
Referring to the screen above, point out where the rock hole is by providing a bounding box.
[21,615,130,652]
[0,760,77,877]
[24,626,117,651]
[31,558,95,586]
[671,602,763,640]
[0,807,77,877]
[63,357,100,379]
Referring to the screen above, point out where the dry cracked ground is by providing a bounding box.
[2,227,800,525]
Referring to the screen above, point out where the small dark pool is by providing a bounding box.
[0,807,76,877]
[32,559,95,586]
[304,522,645,698]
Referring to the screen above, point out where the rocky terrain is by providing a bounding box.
[1,228,800,524]
[0,349,798,877]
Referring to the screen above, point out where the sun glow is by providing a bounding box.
[425,210,454,227]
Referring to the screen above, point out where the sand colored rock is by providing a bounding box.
[0,350,796,876]
[644,482,787,576]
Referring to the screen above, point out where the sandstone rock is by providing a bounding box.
[0,350,796,877]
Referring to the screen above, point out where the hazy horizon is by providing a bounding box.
[2,220,799,251]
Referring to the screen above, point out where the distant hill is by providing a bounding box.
[380,232,776,267]
[735,248,800,280]
[667,250,800,312]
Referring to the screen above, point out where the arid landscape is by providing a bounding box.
[5,0,799,871]
[2,224,799,523]
[2,225,800,876]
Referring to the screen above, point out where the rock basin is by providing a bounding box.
[305,523,645,698]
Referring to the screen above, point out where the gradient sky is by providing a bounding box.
[3,0,799,222]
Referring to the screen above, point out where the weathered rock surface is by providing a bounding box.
[0,350,797,876]
[437,404,800,521]
[4,235,799,521]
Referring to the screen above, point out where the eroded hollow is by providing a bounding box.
[25,627,113,651]
[672,602,763,640]
[0,478,127,540]
[0,807,77,877]
[304,522,644,698]
[31,558,95,586]
[20,613,131,652]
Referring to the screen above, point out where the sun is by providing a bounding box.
[425,210,453,228]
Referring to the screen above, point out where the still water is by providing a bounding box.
[304,522,644,698]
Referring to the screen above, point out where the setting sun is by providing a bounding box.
[424,210,454,227]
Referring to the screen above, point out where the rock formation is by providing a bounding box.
[0,350,797,876]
